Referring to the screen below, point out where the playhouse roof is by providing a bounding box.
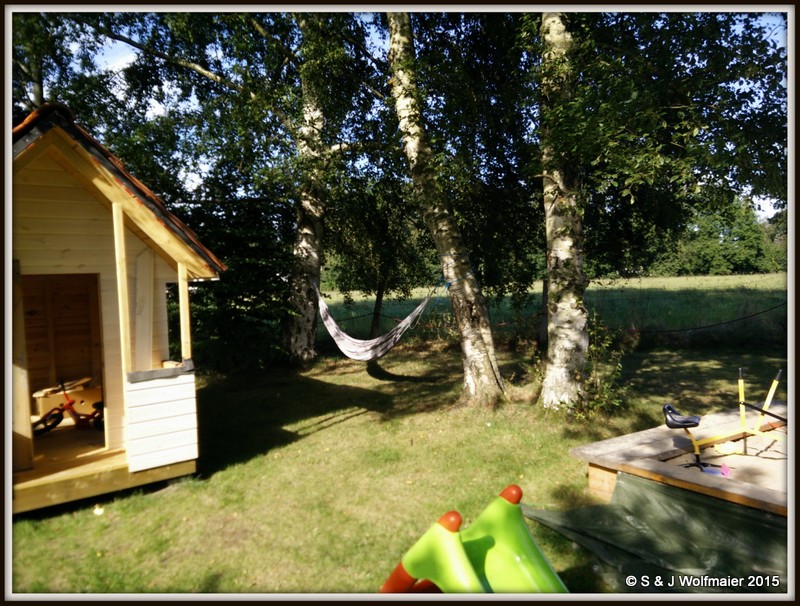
[13,102,228,279]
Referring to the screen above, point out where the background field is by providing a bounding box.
[320,272,788,350]
[11,273,790,594]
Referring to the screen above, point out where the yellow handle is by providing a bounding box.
[738,368,746,429]
[757,370,782,429]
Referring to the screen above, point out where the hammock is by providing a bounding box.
[315,284,432,361]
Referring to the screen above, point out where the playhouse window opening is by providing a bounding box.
[166,282,181,363]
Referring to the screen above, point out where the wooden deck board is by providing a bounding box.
[570,402,788,516]
[13,422,195,514]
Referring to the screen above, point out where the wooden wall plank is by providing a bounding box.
[128,429,198,454]
[127,373,195,399]
[134,250,154,372]
[125,373,198,472]
[127,415,198,441]
[127,398,197,424]
[127,446,199,474]
[14,152,126,451]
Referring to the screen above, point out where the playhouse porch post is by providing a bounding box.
[177,262,192,361]
[112,201,133,374]
[12,260,34,471]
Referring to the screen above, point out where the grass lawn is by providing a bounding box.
[10,275,789,595]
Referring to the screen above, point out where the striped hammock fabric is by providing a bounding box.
[315,284,432,361]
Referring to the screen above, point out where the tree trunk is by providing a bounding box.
[538,12,589,410]
[282,173,324,364]
[538,276,549,349]
[369,279,386,339]
[387,12,505,406]
[282,16,326,364]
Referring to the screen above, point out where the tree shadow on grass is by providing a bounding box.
[559,407,660,449]
[365,359,447,383]
[559,346,789,451]
[194,369,395,478]
[618,347,788,416]
[193,355,461,478]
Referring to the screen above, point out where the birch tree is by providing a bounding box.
[537,12,589,409]
[530,11,787,410]
[281,14,330,363]
[386,12,505,405]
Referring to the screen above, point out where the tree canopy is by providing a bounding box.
[11,10,788,399]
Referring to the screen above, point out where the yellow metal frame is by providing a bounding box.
[683,370,785,460]
[740,370,786,441]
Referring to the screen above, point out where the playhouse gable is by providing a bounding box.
[13,103,227,280]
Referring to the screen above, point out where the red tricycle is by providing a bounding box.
[32,378,104,436]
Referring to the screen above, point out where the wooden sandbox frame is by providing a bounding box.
[570,402,788,517]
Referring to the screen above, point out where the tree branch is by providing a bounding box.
[249,14,298,66]
[69,15,300,139]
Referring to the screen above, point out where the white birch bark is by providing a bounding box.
[282,15,327,363]
[539,13,589,409]
[387,12,505,405]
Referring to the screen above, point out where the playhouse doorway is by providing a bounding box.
[21,273,105,452]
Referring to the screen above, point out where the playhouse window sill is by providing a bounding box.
[127,359,195,383]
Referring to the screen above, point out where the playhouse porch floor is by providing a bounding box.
[570,402,789,516]
[12,421,195,514]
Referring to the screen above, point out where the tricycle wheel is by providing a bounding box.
[33,410,64,436]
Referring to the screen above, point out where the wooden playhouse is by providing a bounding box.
[11,103,227,514]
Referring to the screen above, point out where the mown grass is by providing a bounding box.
[10,274,789,595]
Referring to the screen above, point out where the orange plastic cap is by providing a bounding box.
[499,484,523,504]
[437,510,463,532]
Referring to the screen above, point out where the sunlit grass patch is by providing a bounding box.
[11,273,788,594]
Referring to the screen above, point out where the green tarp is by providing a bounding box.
[522,473,788,594]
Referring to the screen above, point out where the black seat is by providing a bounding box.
[662,404,725,472]
[663,404,700,429]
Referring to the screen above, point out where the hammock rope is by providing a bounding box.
[314,283,436,361]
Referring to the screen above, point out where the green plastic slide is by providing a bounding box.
[380,485,568,593]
